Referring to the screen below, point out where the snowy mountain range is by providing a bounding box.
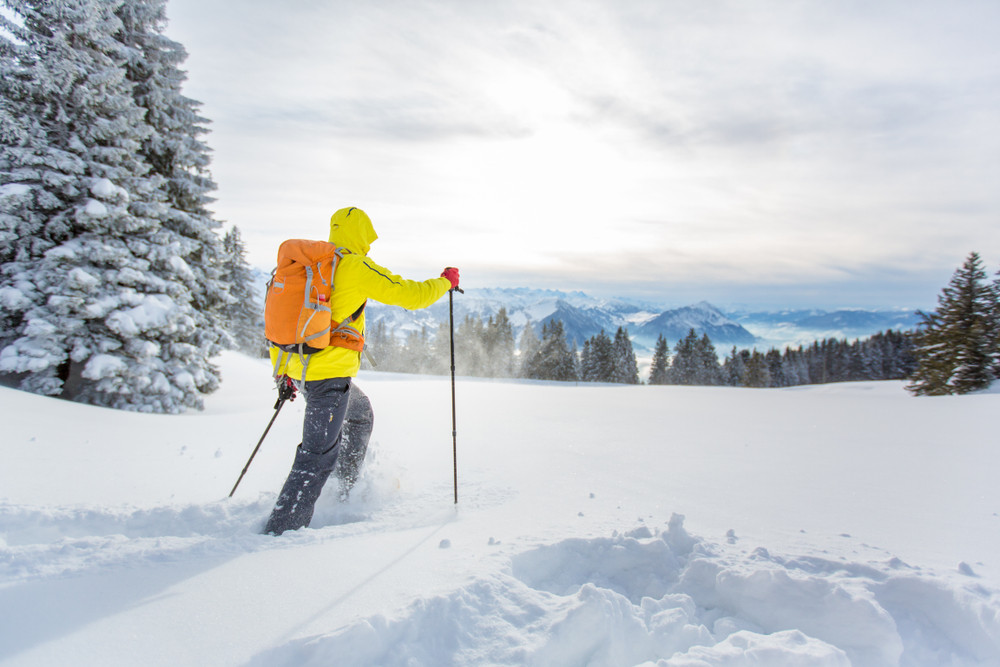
[361,287,921,353]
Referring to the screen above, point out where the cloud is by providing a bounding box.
[165,0,1000,308]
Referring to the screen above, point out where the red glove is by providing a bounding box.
[441,267,460,289]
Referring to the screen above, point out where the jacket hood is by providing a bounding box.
[329,207,378,255]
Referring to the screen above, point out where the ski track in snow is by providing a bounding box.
[0,440,449,584]
[2,354,999,666]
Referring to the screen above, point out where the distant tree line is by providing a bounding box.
[647,328,915,388]
[362,307,917,388]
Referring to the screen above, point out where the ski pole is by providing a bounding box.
[449,286,463,504]
[229,380,295,497]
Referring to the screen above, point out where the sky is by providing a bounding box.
[163,0,1000,310]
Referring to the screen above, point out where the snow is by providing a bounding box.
[80,353,128,380]
[0,286,30,311]
[88,178,119,200]
[0,183,30,198]
[169,255,196,280]
[105,294,179,336]
[82,198,109,218]
[0,351,997,666]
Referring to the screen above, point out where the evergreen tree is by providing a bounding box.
[527,320,577,381]
[219,226,261,356]
[582,329,614,382]
[765,349,785,387]
[456,313,486,376]
[0,0,226,412]
[665,329,700,385]
[722,346,746,386]
[694,333,723,385]
[782,346,809,386]
[879,330,916,380]
[742,350,771,388]
[991,267,1000,379]
[364,319,400,371]
[648,335,670,385]
[483,307,515,377]
[405,325,435,375]
[117,0,230,363]
[611,326,639,384]
[579,338,594,381]
[908,252,996,395]
[2,0,174,410]
[517,321,540,379]
[568,340,581,382]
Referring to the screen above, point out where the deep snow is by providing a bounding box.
[1,351,998,666]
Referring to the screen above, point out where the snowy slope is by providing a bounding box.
[1,351,998,666]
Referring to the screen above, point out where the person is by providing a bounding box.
[263,206,459,536]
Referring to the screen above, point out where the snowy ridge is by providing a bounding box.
[1,352,997,666]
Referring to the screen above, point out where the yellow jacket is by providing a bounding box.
[270,207,451,380]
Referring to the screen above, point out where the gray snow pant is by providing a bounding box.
[263,378,373,536]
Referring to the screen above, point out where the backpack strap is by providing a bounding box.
[296,343,312,388]
[272,348,289,380]
[338,300,366,328]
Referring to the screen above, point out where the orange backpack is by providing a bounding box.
[264,239,366,362]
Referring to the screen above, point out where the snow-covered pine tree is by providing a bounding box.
[545,321,578,382]
[665,329,700,385]
[483,307,515,378]
[782,346,809,386]
[116,0,230,381]
[721,347,745,386]
[363,319,401,371]
[1,2,90,351]
[908,252,996,395]
[648,334,670,385]
[742,350,771,388]
[517,321,540,379]
[765,348,785,387]
[568,339,581,381]
[582,329,614,382]
[694,333,723,386]
[611,326,639,384]
[408,325,437,374]
[991,267,1000,380]
[457,313,487,376]
[524,320,577,381]
[579,339,594,380]
[220,226,262,356]
[0,0,218,412]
